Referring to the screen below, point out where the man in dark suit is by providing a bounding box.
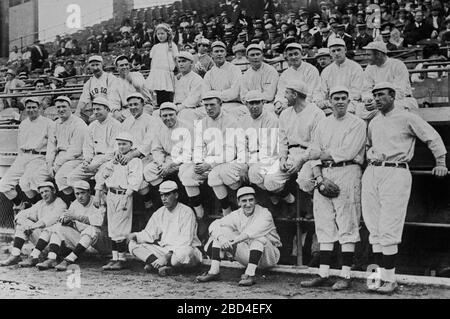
[404,10,434,45]
[426,6,444,35]
[30,41,48,71]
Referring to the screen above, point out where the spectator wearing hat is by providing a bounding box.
[30,40,48,71]
[403,10,435,45]
[393,8,412,30]
[55,40,70,58]
[329,24,354,51]
[240,44,279,110]
[86,36,100,55]
[274,43,323,114]
[0,97,56,211]
[381,30,398,51]
[315,48,332,74]
[2,69,25,111]
[97,34,109,53]
[203,41,248,120]
[438,16,450,45]
[36,180,109,271]
[309,14,322,35]
[173,51,204,122]
[58,59,77,79]
[411,43,448,83]
[128,180,202,277]
[361,41,418,117]
[342,15,355,37]
[345,4,358,26]
[110,55,152,122]
[129,46,142,70]
[299,23,315,48]
[145,23,179,106]
[380,3,394,25]
[197,186,281,287]
[231,43,249,72]
[317,27,332,48]
[67,97,121,189]
[355,24,373,50]
[0,181,67,267]
[320,38,364,116]
[426,4,445,33]
[194,38,214,77]
[95,132,143,271]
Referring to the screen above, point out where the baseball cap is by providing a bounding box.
[328,38,346,48]
[160,102,178,112]
[116,132,134,144]
[329,86,350,97]
[126,93,145,102]
[285,43,303,51]
[23,96,41,105]
[363,41,388,54]
[286,79,309,96]
[92,96,111,110]
[37,181,55,190]
[199,38,210,46]
[237,186,255,199]
[211,41,226,50]
[315,48,331,58]
[245,90,264,103]
[88,55,103,64]
[202,91,222,101]
[114,55,130,65]
[73,180,91,191]
[55,96,72,105]
[372,82,396,94]
[245,43,262,54]
[177,51,194,62]
[159,180,178,194]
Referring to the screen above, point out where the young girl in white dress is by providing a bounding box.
[145,23,179,106]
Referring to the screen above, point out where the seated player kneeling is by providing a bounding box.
[128,181,202,276]
[196,187,281,286]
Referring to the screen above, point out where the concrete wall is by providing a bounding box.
[0,1,9,58]
[9,0,38,50]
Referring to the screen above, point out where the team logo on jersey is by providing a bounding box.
[90,87,108,99]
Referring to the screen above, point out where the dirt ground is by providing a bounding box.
[0,247,449,299]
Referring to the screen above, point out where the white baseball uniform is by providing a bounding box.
[362,108,447,247]
[306,113,367,244]
[129,202,202,268]
[77,72,117,110]
[264,104,325,193]
[0,116,55,196]
[174,71,205,122]
[206,204,282,268]
[109,72,152,113]
[47,115,88,192]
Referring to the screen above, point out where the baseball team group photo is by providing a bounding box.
[0,0,449,300]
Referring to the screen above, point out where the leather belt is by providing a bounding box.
[322,160,356,168]
[368,161,409,169]
[288,144,307,150]
[108,188,127,195]
[22,149,46,156]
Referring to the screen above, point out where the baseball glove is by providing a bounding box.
[317,177,340,198]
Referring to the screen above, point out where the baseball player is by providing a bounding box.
[95,132,143,271]
[203,41,248,120]
[67,97,121,188]
[196,187,281,286]
[362,82,447,294]
[319,38,364,116]
[361,41,419,120]
[35,181,108,271]
[128,181,202,276]
[239,90,279,192]
[109,55,153,122]
[174,51,205,123]
[0,97,55,209]
[179,91,247,218]
[299,86,367,291]
[240,44,279,113]
[47,96,88,206]
[76,55,117,121]
[0,182,66,267]
[274,43,323,116]
[264,80,325,209]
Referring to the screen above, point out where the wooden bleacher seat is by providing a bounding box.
[412,77,449,108]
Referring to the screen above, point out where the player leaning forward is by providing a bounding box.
[362,82,447,294]
[128,181,202,276]
[196,187,281,286]
[299,86,366,290]
[95,132,143,271]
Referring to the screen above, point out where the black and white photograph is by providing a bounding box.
[0,0,449,303]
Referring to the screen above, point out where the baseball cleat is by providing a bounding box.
[18,257,39,268]
[109,260,127,271]
[238,274,256,287]
[144,264,156,273]
[332,278,352,291]
[196,272,221,283]
[36,259,58,271]
[102,260,117,271]
[300,276,333,288]
[0,255,21,267]
[55,259,73,272]
[158,266,173,277]
[376,281,398,294]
